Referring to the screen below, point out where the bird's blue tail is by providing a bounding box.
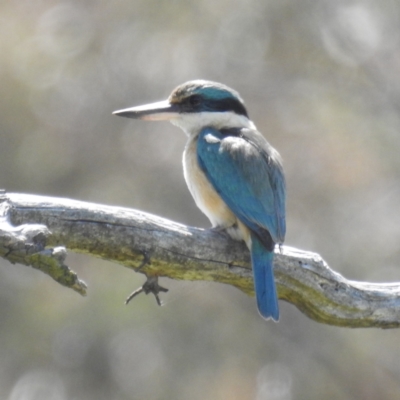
[250,234,279,321]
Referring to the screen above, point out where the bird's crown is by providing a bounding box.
[168,80,248,117]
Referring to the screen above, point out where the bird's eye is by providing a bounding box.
[188,95,201,107]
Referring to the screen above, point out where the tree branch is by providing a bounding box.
[0,191,399,328]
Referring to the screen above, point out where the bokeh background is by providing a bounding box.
[1,0,400,399]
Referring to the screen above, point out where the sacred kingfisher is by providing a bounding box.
[113,80,286,321]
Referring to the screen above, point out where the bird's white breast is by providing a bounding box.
[182,134,251,246]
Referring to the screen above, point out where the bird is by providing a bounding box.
[113,80,286,321]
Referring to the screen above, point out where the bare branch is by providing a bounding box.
[0,191,399,328]
[0,194,87,295]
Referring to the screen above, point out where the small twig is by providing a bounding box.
[125,275,169,306]
[136,250,151,271]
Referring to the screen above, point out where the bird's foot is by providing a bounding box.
[209,225,226,233]
[209,225,232,238]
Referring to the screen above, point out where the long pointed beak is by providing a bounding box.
[113,100,179,121]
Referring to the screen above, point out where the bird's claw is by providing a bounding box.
[209,225,231,238]
[210,225,225,232]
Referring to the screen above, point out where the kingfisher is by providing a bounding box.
[113,80,286,321]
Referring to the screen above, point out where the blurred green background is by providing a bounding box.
[1,0,400,399]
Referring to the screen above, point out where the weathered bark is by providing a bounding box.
[0,191,399,328]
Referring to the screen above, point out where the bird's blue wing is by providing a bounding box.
[197,127,286,244]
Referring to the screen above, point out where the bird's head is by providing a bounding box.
[113,80,254,135]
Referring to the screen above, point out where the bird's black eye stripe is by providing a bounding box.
[180,94,248,118]
[207,98,248,118]
[180,95,202,112]
[189,95,202,106]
